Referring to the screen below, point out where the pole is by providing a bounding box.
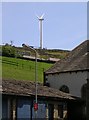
[24,45,38,118]
[35,51,37,104]
[35,50,37,118]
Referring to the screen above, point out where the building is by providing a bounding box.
[1,78,83,120]
[44,40,89,120]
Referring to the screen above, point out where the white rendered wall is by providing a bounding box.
[46,71,88,97]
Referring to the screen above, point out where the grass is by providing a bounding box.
[1,56,53,83]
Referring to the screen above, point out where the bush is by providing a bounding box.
[2,44,16,57]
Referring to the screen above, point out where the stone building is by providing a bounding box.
[44,40,89,120]
[1,78,78,120]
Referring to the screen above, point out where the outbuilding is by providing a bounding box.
[1,79,82,120]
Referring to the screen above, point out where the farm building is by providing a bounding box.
[1,79,84,120]
[44,40,89,120]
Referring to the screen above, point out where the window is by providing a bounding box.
[59,85,69,93]
[44,82,50,87]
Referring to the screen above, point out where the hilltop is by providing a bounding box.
[1,44,70,61]
[14,45,70,62]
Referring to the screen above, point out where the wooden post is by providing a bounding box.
[46,104,49,118]
[12,99,17,120]
[54,104,58,119]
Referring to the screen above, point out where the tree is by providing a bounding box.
[2,44,16,57]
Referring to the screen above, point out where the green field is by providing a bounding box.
[1,56,53,82]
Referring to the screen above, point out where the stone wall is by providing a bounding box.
[45,71,87,97]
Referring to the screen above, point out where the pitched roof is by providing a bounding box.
[1,79,75,100]
[45,40,89,74]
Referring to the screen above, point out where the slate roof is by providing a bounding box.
[1,79,75,100]
[45,40,89,74]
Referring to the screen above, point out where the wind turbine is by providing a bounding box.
[36,14,44,49]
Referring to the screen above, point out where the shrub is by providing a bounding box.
[2,44,16,57]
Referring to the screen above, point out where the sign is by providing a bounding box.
[34,103,38,111]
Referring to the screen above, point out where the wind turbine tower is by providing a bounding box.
[37,14,44,49]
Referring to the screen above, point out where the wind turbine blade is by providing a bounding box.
[40,13,45,19]
[36,14,40,19]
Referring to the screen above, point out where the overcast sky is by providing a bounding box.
[1,1,87,50]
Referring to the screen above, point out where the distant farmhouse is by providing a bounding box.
[44,40,89,120]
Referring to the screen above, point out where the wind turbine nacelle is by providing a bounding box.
[39,18,44,21]
[36,13,44,21]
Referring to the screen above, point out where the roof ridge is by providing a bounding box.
[45,40,89,74]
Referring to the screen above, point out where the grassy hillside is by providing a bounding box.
[1,45,70,82]
[1,56,53,82]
